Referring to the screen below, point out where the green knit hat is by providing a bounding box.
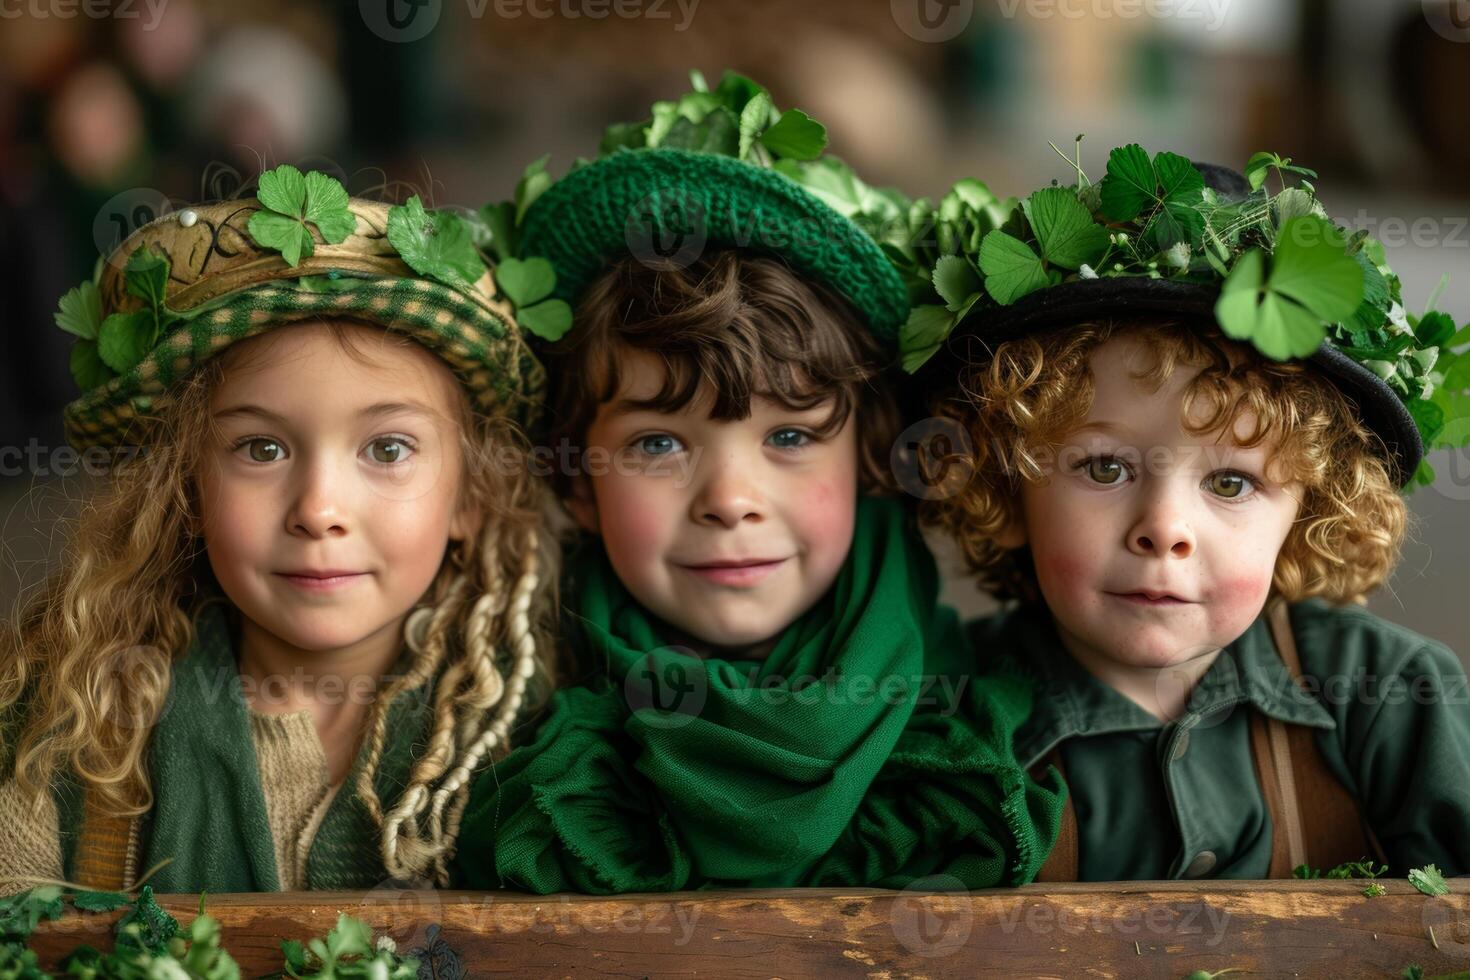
[53,166,545,450]
[475,70,912,346]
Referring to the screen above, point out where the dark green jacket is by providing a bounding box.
[970,599,1470,880]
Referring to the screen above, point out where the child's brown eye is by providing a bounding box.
[369,438,411,464]
[1084,457,1126,484]
[245,439,282,463]
[1206,471,1251,498]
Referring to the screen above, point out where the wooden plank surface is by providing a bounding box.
[25,880,1470,978]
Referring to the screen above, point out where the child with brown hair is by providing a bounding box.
[451,72,1065,894]
[911,147,1470,880]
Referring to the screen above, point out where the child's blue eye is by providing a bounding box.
[367,438,414,465]
[637,434,682,456]
[767,428,810,450]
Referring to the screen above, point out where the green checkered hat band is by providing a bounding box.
[63,276,546,450]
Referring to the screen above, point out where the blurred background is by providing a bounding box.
[2,0,1469,658]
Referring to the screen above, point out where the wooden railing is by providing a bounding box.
[27,879,1470,977]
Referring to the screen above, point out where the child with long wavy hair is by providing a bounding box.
[0,175,559,893]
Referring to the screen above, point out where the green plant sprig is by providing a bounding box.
[0,886,419,979]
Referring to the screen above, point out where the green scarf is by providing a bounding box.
[57,600,439,892]
[453,496,1064,894]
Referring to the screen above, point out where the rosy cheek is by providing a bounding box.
[795,480,854,553]
[1213,572,1273,611]
[1032,541,1095,599]
[596,481,670,556]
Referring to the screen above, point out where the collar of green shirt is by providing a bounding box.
[982,604,1337,770]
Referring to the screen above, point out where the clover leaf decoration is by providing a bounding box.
[246,164,357,267]
[1216,215,1364,360]
[890,139,1468,491]
[386,195,485,289]
[493,256,573,342]
[56,245,178,390]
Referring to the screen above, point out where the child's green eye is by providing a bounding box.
[1083,456,1127,485]
[368,438,412,464]
[1205,471,1254,499]
[767,428,810,450]
[637,434,681,456]
[242,439,283,463]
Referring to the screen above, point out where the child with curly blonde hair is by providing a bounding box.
[914,151,1470,880]
[0,171,559,893]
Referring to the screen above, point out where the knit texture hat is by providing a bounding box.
[481,70,911,347]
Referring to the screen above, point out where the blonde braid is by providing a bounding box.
[355,573,468,832]
[379,523,543,885]
[424,530,541,882]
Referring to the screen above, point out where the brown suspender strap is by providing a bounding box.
[1031,747,1079,882]
[72,792,135,891]
[1029,598,1387,883]
[1248,708,1301,878]
[1257,599,1387,875]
